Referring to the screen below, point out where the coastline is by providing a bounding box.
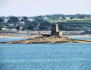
[64,34,91,37]
[0,34,91,38]
[0,34,91,44]
[0,36,91,44]
[0,35,39,38]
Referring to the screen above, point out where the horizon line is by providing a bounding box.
[0,13,91,17]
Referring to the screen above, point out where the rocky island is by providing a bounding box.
[1,23,91,44]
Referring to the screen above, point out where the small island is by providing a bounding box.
[1,23,91,44]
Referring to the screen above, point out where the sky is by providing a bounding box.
[0,0,91,16]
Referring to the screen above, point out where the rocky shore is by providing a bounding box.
[1,36,91,44]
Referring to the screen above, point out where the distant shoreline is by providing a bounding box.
[64,35,91,37]
[0,35,40,38]
[0,34,91,38]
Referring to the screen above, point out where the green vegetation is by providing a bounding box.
[48,18,91,23]
[0,14,91,31]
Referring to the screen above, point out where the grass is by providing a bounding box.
[47,18,91,23]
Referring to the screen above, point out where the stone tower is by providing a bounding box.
[51,23,62,37]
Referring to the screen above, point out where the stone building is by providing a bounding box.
[51,23,62,37]
[40,23,62,38]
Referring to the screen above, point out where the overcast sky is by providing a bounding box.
[0,0,91,16]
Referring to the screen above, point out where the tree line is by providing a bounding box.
[0,14,91,31]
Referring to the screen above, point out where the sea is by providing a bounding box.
[0,36,91,70]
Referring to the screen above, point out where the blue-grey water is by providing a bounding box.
[15,33,32,35]
[0,37,91,70]
[0,37,28,42]
[69,36,91,40]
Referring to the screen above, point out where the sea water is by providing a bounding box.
[0,37,28,42]
[69,36,91,40]
[0,37,91,70]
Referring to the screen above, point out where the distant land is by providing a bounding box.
[0,14,91,32]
